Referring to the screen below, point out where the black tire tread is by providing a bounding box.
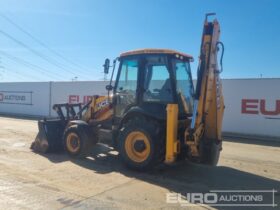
[63,125,95,158]
[118,117,165,171]
[199,138,222,166]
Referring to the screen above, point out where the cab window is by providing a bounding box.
[143,56,173,103]
[173,59,193,113]
[115,59,138,117]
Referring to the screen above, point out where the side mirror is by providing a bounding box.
[103,58,110,74]
[106,84,113,91]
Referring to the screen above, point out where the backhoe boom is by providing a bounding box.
[186,13,225,158]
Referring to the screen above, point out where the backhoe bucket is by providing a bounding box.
[31,119,65,153]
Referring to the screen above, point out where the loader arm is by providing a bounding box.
[186,13,225,157]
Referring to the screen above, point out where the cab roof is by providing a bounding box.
[120,48,193,61]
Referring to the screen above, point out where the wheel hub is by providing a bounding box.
[70,138,79,149]
[134,140,146,152]
[125,131,151,163]
[66,133,80,153]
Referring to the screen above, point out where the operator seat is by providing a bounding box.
[159,79,173,102]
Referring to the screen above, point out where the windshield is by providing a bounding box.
[172,58,194,113]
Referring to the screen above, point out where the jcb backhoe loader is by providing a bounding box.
[31,13,225,170]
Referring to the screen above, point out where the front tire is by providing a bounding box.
[63,125,96,158]
[118,118,164,171]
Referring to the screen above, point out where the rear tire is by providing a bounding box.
[199,138,222,166]
[63,125,96,158]
[118,117,164,171]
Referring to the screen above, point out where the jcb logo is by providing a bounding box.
[97,99,109,109]
[241,99,280,116]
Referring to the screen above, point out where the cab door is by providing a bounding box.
[114,59,139,118]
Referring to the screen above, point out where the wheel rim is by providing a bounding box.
[125,131,151,163]
[66,133,80,153]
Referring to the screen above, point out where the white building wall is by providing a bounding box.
[50,81,108,116]
[0,79,279,138]
[222,79,280,138]
[0,82,50,116]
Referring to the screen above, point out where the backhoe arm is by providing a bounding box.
[186,13,225,157]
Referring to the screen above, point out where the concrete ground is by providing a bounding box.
[0,116,279,210]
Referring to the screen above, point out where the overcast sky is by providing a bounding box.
[0,0,279,82]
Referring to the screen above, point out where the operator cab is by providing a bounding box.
[105,48,194,123]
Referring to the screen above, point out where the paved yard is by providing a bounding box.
[0,117,279,209]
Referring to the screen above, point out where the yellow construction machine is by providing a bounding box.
[31,13,225,170]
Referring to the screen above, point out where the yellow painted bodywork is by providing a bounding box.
[82,95,113,123]
[197,20,224,141]
[185,19,225,157]
[165,104,180,164]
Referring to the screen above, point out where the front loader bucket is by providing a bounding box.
[31,119,65,153]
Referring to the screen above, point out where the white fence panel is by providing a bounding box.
[0,79,279,138]
[50,81,109,116]
[222,79,280,138]
[0,82,50,116]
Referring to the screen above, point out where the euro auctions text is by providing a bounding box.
[166,190,278,207]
